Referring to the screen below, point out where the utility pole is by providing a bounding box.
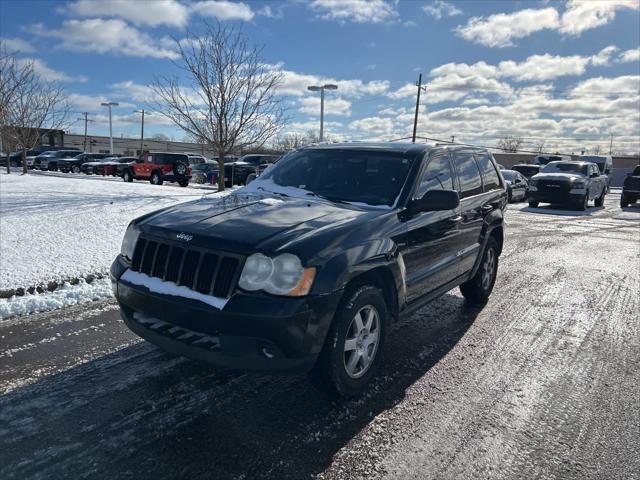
[76,113,95,151]
[450,135,455,144]
[307,84,338,142]
[609,133,613,155]
[134,109,150,154]
[101,101,119,154]
[412,73,427,143]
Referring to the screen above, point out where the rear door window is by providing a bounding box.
[452,152,483,198]
[475,153,501,191]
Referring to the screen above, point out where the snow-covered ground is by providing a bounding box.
[0,172,231,319]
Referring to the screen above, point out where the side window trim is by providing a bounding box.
[412,152,454,200]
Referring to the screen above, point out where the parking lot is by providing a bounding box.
[1,190,638,480]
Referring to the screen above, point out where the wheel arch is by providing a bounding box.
[340,266,400,322]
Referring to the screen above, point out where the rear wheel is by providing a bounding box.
[150,171,163,185]
[123,170,133,182]
[460,237,499,306]
[72,165,81,174]
[308,285,387,397]
[178,179,189,187]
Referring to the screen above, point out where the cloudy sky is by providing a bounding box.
[1,0,639,153]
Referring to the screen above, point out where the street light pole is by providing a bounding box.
[307,84,338,142]
[100,101,119,154]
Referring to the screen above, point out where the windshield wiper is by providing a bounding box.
[256,186,289,197]
[305,192,349,204]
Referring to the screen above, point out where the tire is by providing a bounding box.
[620,194,629,208]
[460,236,499,306]
[178,179,189,187]
[507,188,512,203]
[528,200,539,208]
[173,162,188,176]
[594,188,605,207]
[123,170,133,182]
[308,285,387,397]
[576,192,588,211]
[150,171,163,185]
[72,165,81,174]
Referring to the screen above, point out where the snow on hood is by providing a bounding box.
[532,173,585,181]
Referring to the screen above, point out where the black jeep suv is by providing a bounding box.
[111,143,506,396]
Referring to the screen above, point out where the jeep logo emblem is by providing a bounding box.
[176,232,193,242]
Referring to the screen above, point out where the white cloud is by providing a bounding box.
[274,65,389,97]
[69,93,135,112]
[1,37,35,53]
[590,46,619,66]
[349,116,394,134]
[191,1,255,21]
[498,54,591,81]
[66,0,190,27]
[17,58,87,83]
[257,5,284,19]
[618,48,640,63]
[309,0,398,24]
[569,75,640,98]
[422,1,462,20]
[33,19,178,59]
[455,2,639,48]
[560,0,639,36]
[299,96,352,116]
[455,7,559,48]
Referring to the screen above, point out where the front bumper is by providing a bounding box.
[528,186,584,204]
[111,255,341,372]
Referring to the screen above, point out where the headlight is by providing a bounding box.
[238,253,316,296]
[120,224,140,260]
[572,182,585,189]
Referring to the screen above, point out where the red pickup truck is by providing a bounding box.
[121,152,191,187]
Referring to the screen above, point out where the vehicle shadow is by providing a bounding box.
[0,292,479,480]
[520,205,605,217]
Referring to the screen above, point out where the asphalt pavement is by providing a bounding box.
[1,192,639,480]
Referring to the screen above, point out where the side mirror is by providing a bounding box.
[407,190,459,214]
[514,179,521,184]
[590,172,599,178]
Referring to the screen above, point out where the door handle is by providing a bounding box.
[448,215,463,224]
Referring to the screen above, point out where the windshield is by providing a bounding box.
[541,162,588,176]
[192,163,213,172]
[253,149,413,207]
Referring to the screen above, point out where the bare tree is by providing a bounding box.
[533,140,546,154]
[151,22,286,191]
[1,46,70,174]
[591,144,602,155]
[497,135,523,153]
[1,43,36,173]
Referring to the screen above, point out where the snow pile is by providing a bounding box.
[0,278,112,320]
[0,173,235,318]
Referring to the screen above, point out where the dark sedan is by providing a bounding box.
[59,153,109,173]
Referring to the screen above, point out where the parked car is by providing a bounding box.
[512,164,541,180]
[110,143,506,396]
[534,154,572,166]
[186,153,207,166]
[500,169,528,202]
[224,154,280,186]
[58,153,109,173]
[34,150,82,171]
[245,162,275,184]
[527,161,607,210]
[191,163,222,185]
[120,152,191,186]
[96,156,137,176]
[620,165,640,208]
[579,155,613,191]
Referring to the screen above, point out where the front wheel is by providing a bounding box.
[528,200,539,208]
[123,170,133,182]
[576,192,588,211]
[178,179,189,187]
[72,165,81,174]
[594,188,605,207]
[308,285,387,397]
[460,237,499,306]
[620,194,629,208]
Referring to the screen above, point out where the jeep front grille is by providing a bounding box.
[130,236,242,298]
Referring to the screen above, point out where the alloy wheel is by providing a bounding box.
[481,248,496,290]
[343,305,380,379]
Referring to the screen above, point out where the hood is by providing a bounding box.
[138,192,375,253]
[532,173,585,182]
